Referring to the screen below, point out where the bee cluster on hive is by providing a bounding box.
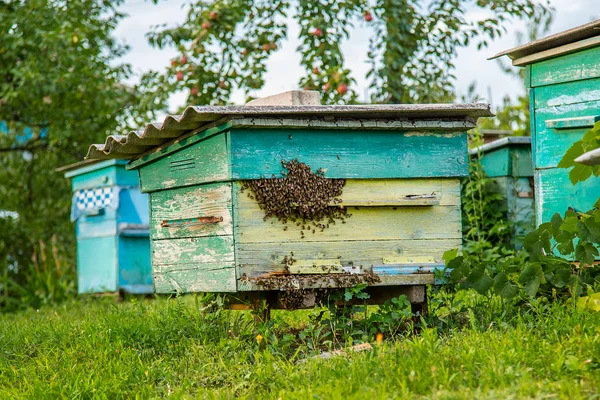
[241,159,349,238]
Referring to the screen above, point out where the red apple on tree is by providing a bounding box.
[176,71,184,81]
[336,83,348,94]
[261,43,270,51]
[171,59,178,67]
[312,28,323,37]
[209,11,218,20]
[365,11,373,22]
[190,86,199,96]
[202,21,211,30]
[323,82,331,91]
[180,55,188,65]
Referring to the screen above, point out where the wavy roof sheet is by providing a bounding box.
[86,103,492,160]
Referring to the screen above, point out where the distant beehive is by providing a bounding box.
[85,91,491,308]
[471,137,535,248]
[60,160,152,294]
[492,20,600,225]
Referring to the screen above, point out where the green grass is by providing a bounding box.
[1,295,599,399]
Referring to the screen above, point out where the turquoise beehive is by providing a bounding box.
[471,137,535,248]
[61,160,152,294]
[492,20,600,225]
[83,91,492,309]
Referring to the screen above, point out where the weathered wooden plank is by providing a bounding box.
[236,204,461,243]
[237,273,435,291]
[149,183,232,240]
[534,77,600,110]
[531,45,600,87]
[236,238,461,278]
[535,168,600,225]
[480,147,510,177]
[235,179,461,207]
[138,134,229,193]
[229,128,469,179]
[288,260,343,274]
[152,235,234,265]
[511,147,534,178]
[534,101,600,169]
[230,117,476,131]
[153,267,237,293]
[71,167,118,191]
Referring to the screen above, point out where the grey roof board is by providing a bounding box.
[469,136,531,156]
[85,103,493,161]
[575,148,600,166]
[490,19,600,61]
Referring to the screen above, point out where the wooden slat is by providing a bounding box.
[150,183,232,240]
[534,77,600,110]
[236,205,461,243]
[235,179,461,208]
[151,235,236,293]
[531,45,600,87]
[545,116,599,129]
[533,101,600,169]
[152,235,234,265]
[138,134,229,193]
[229,128,469,179]
[534,168,600,226]
[236,238,461,278]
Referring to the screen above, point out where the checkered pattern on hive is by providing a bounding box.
[70,186,121,221]
[75,187,114,211]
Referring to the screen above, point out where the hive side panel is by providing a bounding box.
[511,147,534,178]
[149,182,236,293]
[535,168,600,225]
[229,129,468,179]
[118,236,152,293]
[138,133,229,193]
[233,179,462,280]
[77,236,118,293]
[530,46,600,87]
[533,76,600,109]
[71,167,118,191]
[152,236,236,293]
[533,101,600,169]
[150,183,233,240]
[480,148,510,177]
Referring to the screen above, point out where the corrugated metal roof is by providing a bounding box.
[85,103,492,161]
[469,136,531,156]
[490,19,600,61]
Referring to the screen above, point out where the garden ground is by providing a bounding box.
[1,293,599,399]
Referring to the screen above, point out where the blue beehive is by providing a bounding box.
[60,160,152,294]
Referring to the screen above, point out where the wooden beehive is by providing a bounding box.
[471,137,535,248]
[85,92,491,306]
[492,20,600,226]
[60,160,152,294]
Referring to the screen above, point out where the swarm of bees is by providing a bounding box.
[241,159,349,237]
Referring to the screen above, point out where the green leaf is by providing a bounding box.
[558,141,584,169]
[518,264,544,297]
[442,248,459,264]
[466,266,493,294]
[575,243,599,266]
[493,272,519,299]
[551,268,571,288]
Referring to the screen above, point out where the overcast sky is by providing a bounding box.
[115,0,598,113]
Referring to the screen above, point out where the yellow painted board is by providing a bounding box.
[150,182,232,240]
[236,238,461,278]
[288,259,343,274]
[235,204,461,243]
[382,256,435,264]
[235,178,461,208]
